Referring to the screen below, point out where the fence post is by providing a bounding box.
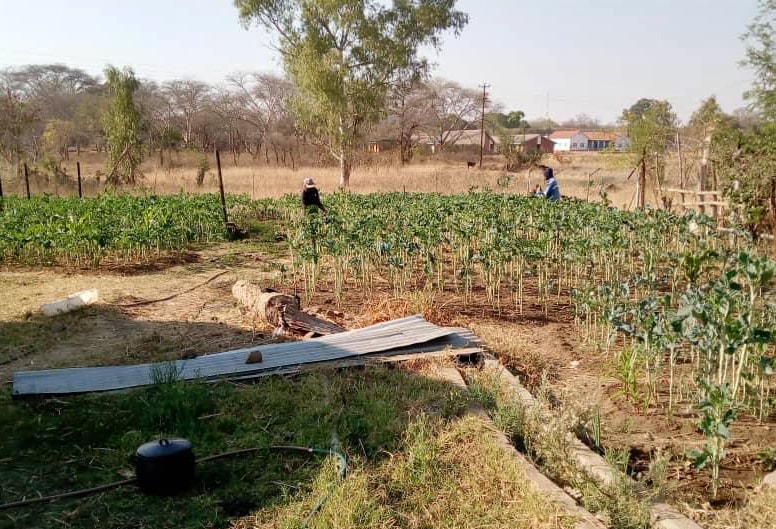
[215,149,229,228]
[638,156,646,209]
[77,161,83,198]
[0,166,4,212]
[24,163,31,199]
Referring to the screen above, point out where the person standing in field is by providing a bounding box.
[542,166,561,201]
[301,177,327,213]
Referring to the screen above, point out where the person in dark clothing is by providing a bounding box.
[301,177,326,213]
[542,166,561,201]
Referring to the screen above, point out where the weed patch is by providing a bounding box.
[0,365,573,529]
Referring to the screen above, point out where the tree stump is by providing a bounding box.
[232,280,345,336]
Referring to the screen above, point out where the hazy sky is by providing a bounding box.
[0,0,760,123]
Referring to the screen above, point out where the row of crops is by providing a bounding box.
[0,194,262,266]
[275,191,774,496]
[2,190,774,494]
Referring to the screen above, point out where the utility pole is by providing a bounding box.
[545,92,550,133]
[479,83,490,169]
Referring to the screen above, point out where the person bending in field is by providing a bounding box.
[301,177,327,213]
[542,166,561,201]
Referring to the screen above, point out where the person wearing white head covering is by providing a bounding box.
[301,177,326,213]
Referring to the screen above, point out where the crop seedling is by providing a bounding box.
[688,382,739,498]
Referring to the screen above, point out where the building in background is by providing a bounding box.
[548,130,589,151]
[512,133,555,154]
[414,129,497,154]
[549,130,630,152]
[584,131,617,151]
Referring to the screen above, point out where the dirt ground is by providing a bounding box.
[2,243,771,517]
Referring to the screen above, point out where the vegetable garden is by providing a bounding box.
[0,194,260,266]
[278,191,776,506]
[1,190,774,516]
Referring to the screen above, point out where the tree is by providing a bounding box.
[163,79,211,147]
[383,74,433,163]
[4,64,97,102]
[103,66,144,185]
[72,88,109,152]
[560,113,599,129]
[234,0,469,187]
[505,110,529,129]
[742,0,776,119]
[531,116,558,133]
[41,119,76,161]
[486,110,528,129]
[620,98,678,204]
[731,107,762,129]
[712,3,776,236]
[227,72,295,161]
[687,96,736,191]
[422,78,480,147]
[716,123,776,237]
[621,99,677,162]
[0,82,38,174]
[209,86,242,161]
[3,64,98,159]
[136,81,179,163]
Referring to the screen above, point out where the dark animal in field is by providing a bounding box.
[467,161,476,169]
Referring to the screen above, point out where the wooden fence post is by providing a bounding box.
[215,149,229,228]
[77,161,83,198]
[638,156,646,209]
[24,163,31,199]
[0,166,4,212]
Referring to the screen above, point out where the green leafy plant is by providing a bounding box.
[688,382,739,498]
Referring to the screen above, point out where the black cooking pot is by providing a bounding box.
[134,438,196,496]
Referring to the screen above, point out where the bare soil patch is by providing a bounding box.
[0,246,291,382]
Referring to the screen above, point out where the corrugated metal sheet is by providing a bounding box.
[12,316,481,396]
[229,347,484,381]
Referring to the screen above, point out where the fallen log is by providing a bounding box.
[232,280,345,336]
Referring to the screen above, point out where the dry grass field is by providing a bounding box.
[0,150,676,210]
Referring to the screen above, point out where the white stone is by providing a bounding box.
[40,289,99,317]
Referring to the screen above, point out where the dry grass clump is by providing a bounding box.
[470,322,563,389]
[689,485,776,529]
[467,370,651,529]
[239,413,576,529]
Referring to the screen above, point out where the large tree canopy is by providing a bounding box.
[621,98,678,155]
[487,110,529,130]
[234,0,468,187]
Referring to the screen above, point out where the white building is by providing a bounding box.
[548,130,589,152]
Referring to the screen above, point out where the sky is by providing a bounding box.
[0,0,761,124]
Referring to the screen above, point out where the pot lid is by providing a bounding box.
[136,438,193,459]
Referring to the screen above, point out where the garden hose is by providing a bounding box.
[0,442,349,525]
[0,478,137,512]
